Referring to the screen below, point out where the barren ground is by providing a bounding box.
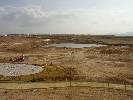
[0,35,133,99]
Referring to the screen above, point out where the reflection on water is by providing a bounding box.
[44,43,107,48]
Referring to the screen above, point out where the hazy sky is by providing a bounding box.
[0,0,133,35]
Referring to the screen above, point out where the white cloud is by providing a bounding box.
[0,6,47,21]
[0,6,133,34]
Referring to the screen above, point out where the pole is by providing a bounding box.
[70,67,72,87]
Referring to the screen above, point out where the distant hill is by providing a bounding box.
[116,32,133,36]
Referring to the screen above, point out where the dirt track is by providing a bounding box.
[0,81,133,91]
[0,87,133,100]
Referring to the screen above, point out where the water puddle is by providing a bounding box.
[43,43,107,48]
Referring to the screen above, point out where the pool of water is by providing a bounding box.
[44,43,107,48]
[0,63,43,76]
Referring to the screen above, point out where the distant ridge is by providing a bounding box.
[117,32,133,36]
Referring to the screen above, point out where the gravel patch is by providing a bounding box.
[0,63,43,76]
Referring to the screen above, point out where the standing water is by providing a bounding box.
[44,43,107,48]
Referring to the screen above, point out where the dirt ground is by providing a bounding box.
[0,35,133,84]
[0,87,133,100]
[0,35,133,99]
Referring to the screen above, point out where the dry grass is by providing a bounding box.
[100,48,124,54]
[0,35,133,85]
[6,41,41,53]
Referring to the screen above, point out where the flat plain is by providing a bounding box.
[0,34,133,100]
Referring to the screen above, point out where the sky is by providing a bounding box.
[0,0,133,35]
